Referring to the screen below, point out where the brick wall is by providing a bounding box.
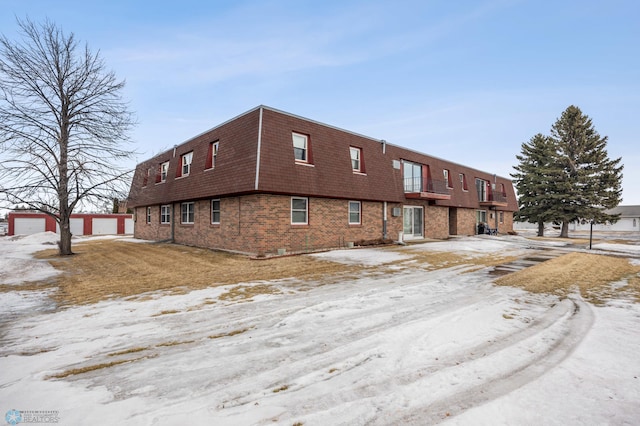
[133,206,172,241]
[456,208,478,236]
[134,196,515,254]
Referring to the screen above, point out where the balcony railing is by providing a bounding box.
[404,177,451,200]
[479,190,508,206]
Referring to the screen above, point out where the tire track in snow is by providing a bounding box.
[374,297,594,425]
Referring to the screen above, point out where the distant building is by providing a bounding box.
[514,205,640,233]
[127,106,517,255]
[569,205,640,232]
[7,212,133,236]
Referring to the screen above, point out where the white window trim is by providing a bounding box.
[181,152,193,177]
[460,173,468,191]
[292,132,309,163]
[291,197,308,225]
[160,161,169,183]
[350,147,361,172]
[444,169,452,188]
[211,199,220,224]
[211,142,219,169]
[181,202,195,224]
[160,205,171,224]
[349,201,361,225]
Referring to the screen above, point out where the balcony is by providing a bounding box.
[404,177,451,200]
[479,190,508,207]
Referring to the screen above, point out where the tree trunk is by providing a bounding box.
[560,221,569,238]
[58,208,73,255]
[537,220,545,237]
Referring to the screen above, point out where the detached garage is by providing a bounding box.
[7,212,133,236]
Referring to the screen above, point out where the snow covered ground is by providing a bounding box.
[1,233,639,425]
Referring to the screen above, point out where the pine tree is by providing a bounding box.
[512,133,559,236]
[549,105,623,237]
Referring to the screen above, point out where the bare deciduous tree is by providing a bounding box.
[0,18,135,254]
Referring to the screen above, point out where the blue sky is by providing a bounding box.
[2,0,639,204]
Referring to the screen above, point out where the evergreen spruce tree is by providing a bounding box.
[549,105,623,237]
[512,134,558,236]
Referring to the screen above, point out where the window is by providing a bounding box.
[143,168,151,187]
[177,152,193,177]
[292,133,308,163]
[499,211,504,224]
[211,199,220,224]
[350,147,362,172]
[161,205,171,224]
[160,161,169,182]
[403,161,423,192]
[634,219,637,228]
[500,183,507,196]
[476,210,487,224]
[206,141,219,169]
[460,173,468,191]
[146,207,152,224]
[181,202,194,224]
[349,201,361,224]
[442,169,453,188]
[476,178,488,202]
[291,197,308,224]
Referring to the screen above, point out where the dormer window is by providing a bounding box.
[444,169,452,188]
[206,141,219,169]
[350,147,363,172]
[292,133,309,163]
[177,152,193,177]
[160,161,169,182]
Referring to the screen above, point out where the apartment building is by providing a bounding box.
[127,106,517,255]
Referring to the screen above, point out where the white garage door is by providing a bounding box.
[56,218,85,236]
[14,218,46,235]
[124,218,134,234]
[92,218,118,235]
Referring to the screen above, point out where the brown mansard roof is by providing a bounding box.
[128,106,518,211]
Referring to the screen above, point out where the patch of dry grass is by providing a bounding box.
[30,240,356,306]
[48,359,135,379]
[208,328,251,339]
[495,252,640,303]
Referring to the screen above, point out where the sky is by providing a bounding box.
[1,0,639,204]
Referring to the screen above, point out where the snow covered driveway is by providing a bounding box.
[1,235,639,425]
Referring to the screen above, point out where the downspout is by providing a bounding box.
[382,201,388,240]
[254,107,263,191]
[171,203,175,242]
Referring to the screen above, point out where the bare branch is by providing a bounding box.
[0,17,137,254]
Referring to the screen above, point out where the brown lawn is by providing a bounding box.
[30,240,357,306]
[495,251,640,303]
[4,238,639,307]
